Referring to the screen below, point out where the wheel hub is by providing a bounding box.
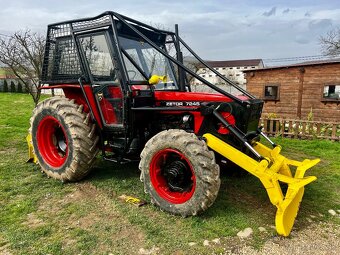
[149,148,196,204]
[163,160,190,192]
[37,116,68,168]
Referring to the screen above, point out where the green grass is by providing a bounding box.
[0,93,339,254]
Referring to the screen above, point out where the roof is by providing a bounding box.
[0,67,16,79]
[243,59,340,72]
[200,59,263,68]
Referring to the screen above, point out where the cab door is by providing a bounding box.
[77,31,124,128]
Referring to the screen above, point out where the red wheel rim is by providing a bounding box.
[37,116,68,168]
[150,149,196,204]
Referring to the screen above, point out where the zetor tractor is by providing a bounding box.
[28,11,319,236]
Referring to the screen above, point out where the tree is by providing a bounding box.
[3,80,8,92]
[0,30,45,105]
[10,81,16,93]
[319,27,340,56]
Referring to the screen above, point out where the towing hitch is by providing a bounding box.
[204,133,319,236]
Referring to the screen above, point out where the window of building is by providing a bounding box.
[216,68,219,70]
[222,67,226,70]
[209,75,212,77]
[251,66,256,69]
[244,66,248,69]
[202,74,205,77]
[236,67,240,69]
[236,74,240,76]
[323,85,340,101]
[264,84,280,100]
[229,67,233,69]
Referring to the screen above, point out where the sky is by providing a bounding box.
[0,0,339,62]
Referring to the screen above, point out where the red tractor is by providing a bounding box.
[28,11,319,236]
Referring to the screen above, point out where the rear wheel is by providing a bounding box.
[30,97,99,181]
[139,129,220,216]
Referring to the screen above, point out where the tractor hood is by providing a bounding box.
[154,91,249,106]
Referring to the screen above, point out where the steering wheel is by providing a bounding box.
[127,70,137,79]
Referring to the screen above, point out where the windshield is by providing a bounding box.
[119,36,178,90]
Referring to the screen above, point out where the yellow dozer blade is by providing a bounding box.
[204,133,319,237]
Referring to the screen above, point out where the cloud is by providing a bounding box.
[283,8,290,14]
[308,19,333,31]
[295,35,309,44]
[305,11,311,17]
[262,7,276,17]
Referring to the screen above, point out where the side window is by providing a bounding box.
[323,85,340,101]
[264,84,280,101]
[79,33,118,82]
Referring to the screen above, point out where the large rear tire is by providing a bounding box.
[139,129,220,216]
[30,97,99,182]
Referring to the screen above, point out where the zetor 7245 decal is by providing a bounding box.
[27,11,319,237]
[163,101,201,107]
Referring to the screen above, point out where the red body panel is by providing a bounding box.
[154,91,233,102]
[55,85,104,129]
[99,87,123,125]
[153,91,243,134]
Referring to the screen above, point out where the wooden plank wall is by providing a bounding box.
[246,63,340,122]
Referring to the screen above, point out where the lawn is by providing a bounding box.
[0,93,339,255]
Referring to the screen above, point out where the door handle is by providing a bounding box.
[97,92,103,101]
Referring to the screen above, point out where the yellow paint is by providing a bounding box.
[203,133,319,237]
[26,134,38,164]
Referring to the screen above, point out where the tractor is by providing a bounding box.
[28,11,319,236]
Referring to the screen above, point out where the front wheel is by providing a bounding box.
[139,129,220,216]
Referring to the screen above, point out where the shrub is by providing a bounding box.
[17,82,23,93]
[10,81,16,93]
[3,80,8,92]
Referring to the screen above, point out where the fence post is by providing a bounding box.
[331,124,337,141]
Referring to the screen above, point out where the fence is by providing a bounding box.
[260,118,340,141]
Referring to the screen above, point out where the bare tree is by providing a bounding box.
[0,30,45,105]
[320,27,340,57]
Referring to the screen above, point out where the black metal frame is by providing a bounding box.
[41,11,265,160]
[42,11,255,103]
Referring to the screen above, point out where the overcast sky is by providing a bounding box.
[0,0,339,61]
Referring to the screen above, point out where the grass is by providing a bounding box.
[0,93,339,254]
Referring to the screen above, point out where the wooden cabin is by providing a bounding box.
[244,60,340,122]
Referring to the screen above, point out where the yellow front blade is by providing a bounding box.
[275,175,317,236]
[26,134,38,163]
[203,133,319,237]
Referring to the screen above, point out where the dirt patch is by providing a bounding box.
[0,236,12,255]
[221,222,340,255]
[37,182,146,253]
[22,213,45,228]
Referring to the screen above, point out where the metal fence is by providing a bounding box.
[260,118,340,141]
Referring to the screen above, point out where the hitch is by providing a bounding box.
[204,133,319,236]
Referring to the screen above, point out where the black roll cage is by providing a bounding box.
[43,11,256,106]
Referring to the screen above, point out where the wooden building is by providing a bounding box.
[244,60,340,122]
